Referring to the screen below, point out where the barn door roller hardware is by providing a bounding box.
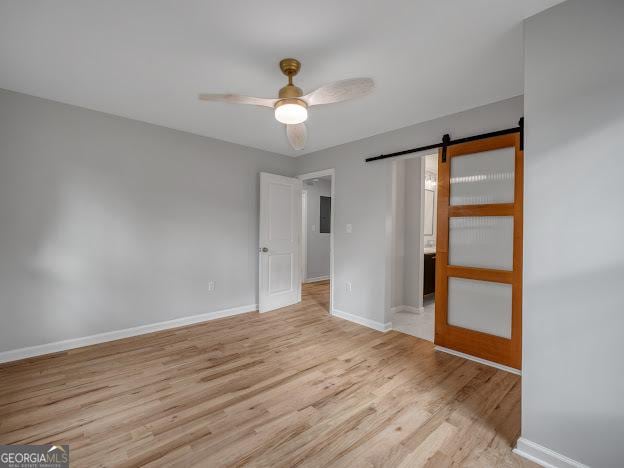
[365,118,524,163]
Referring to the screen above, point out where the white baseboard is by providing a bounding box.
[303,275,330,283]
[332,309,391,333]
[434,346,521,375]
[0,303,258,364]
[514,438,589,468]
[404,305,424,314]
[391,305,424,314]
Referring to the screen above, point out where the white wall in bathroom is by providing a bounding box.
[423,154,438,249]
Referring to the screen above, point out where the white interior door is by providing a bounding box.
[259,172,302,313]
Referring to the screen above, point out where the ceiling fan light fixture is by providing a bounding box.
[199,58,374,150]
[274,99,308,125]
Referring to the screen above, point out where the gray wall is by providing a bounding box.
[304,178,331,280]
[390,160,405,309]
[391,156,426,311]
[0,89,296,353]
[0,89,522,351]
[522,1,624,466]
[297,95,523,326]
[403,157,424,309]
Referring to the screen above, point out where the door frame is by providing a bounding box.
[297,168,335,313]
[389,153,436,315]
[419,153,438,305]
[301,189,308,282]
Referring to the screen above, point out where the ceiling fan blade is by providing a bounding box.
[286,123,307,151]
[198,94,277,108]
[302,78,374,106]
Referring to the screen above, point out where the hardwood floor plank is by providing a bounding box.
[0,281,533,467]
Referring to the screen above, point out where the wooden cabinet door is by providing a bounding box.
[423,253,436,296]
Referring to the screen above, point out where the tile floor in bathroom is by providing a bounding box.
[391,294,435,341]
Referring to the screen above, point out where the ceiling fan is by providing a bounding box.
[198,58,374,151]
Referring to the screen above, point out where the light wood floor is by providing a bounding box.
[0,281,533,467]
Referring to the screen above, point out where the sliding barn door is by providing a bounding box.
[435,133,523,369]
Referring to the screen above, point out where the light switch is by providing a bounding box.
[312,224,316,232]
[346,224,352,233]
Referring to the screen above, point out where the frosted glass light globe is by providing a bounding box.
[274,101,308,125]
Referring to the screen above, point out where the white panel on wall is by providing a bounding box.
[449,216,514,270]
[450,147,515,205]
[448,277,512,338]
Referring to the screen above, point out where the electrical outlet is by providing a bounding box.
[345,281,352,293]
[346,224,352,233]
[208,281,215,292]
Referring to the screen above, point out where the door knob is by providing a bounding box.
[261,247,269,253]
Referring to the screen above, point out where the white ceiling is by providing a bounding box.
[0,0,563,156]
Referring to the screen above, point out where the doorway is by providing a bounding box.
[389,154,436,341]
[422,153,438,330]
[298,170,334,313]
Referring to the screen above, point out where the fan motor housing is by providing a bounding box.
[274,98,307,110]
[278,84,303,99]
